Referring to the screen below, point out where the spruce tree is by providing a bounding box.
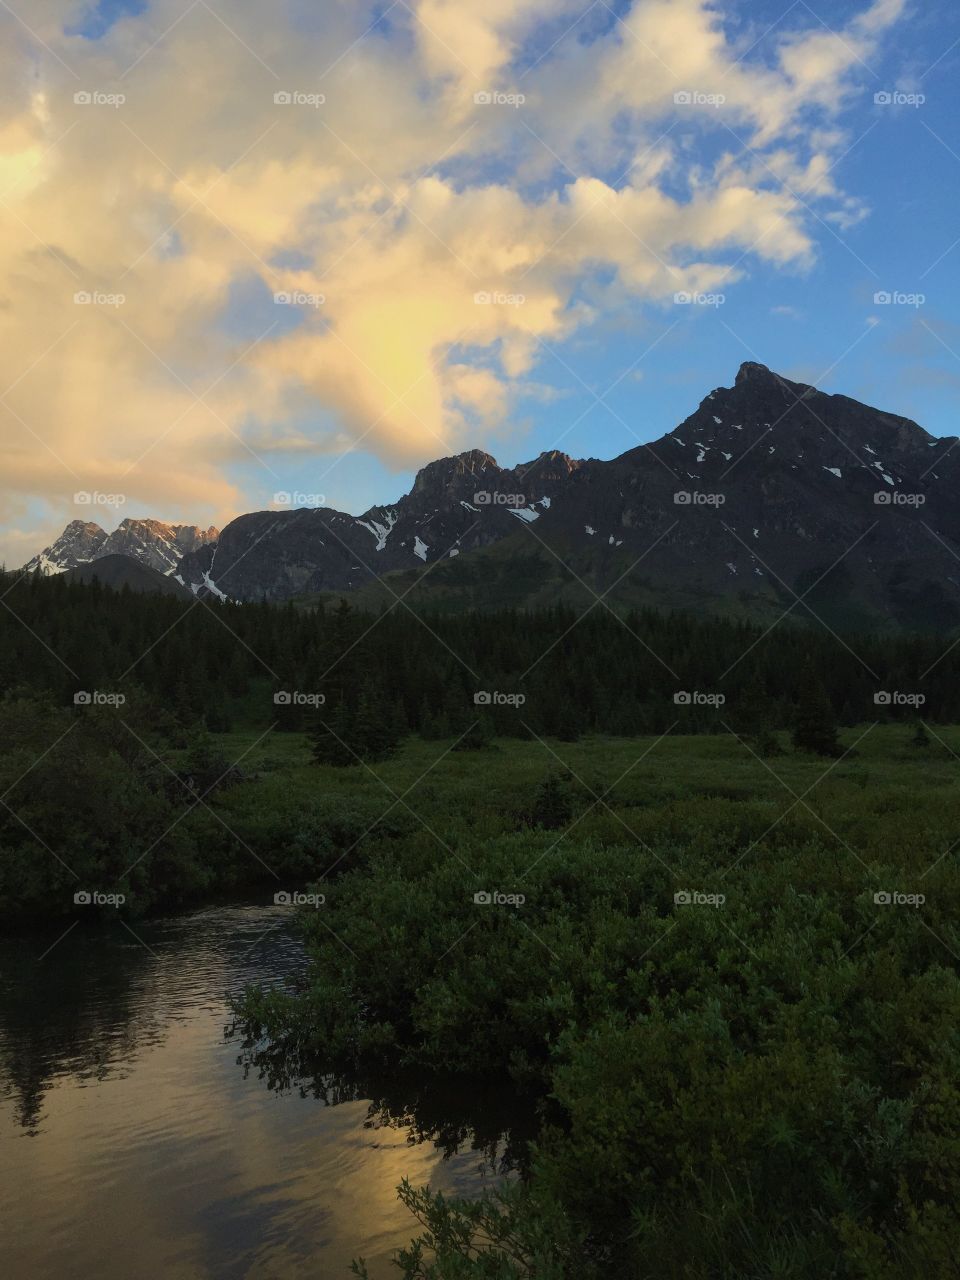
[792,667,841,757]
[529,770,574,829]
[353,684,400,763]
[737,677,782,757]
[309,697,356,767]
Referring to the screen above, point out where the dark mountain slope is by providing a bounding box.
[177,363,960,630]
[63,554,195,599]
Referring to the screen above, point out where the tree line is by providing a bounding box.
[0,570,954,753]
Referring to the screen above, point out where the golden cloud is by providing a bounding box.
[0,0,907,562]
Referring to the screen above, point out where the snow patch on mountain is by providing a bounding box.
[202,571,228,601]
[357,510,398,551]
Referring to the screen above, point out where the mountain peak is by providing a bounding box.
[735,360,774,385]
[24,520,108,575]
[24,517,218,577]
[516,449,582,480]
[731,361,817,401]
[413,449,498,493]
[63,518,106,535]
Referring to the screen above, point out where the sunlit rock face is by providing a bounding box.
[24,520,219,577]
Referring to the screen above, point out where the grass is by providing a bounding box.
[217,722,960,864]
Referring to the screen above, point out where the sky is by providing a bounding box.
[1,0,958,565]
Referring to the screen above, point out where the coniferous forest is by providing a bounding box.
[2,569,957,742]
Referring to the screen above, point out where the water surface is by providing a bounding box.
[0,905,495,1278]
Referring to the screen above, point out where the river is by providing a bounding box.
[0,903,500,1279]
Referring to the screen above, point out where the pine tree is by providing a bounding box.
[792,667,841,757]
[309,697,356,767]
[353,684,400,763]
[529,770,574,829]
[555,697,586,742]
[736,677,782,757]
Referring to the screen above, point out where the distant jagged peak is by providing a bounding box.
[62,517,107,536]
[735,360,781,386]
[23,515,219,576]
[515,449,582,476]
[412,449,500,491]
[113,517,219,541]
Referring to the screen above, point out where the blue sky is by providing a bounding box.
[224,0,960,518]
[2,0,958,560]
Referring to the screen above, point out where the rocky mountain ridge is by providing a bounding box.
[25,363,960,630]
[25,518,219,577]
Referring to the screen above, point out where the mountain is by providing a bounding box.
[23,520,108,574]
[62,554,195,599]
[24,518,219,577]
[174,448,579,602]
[24,364,960,629]
[175,362,960,631]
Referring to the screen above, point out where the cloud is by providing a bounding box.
[0,0,908,563]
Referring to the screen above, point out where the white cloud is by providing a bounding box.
[0,0,908,563]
